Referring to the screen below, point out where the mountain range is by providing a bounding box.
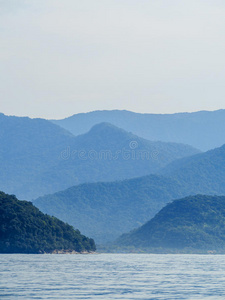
[52,109,225,151]
[2,109,225,250]
[33,175,185,243]
[34,142,225,244]
[0,113,198,200]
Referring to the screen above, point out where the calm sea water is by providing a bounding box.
[1,253,225,299]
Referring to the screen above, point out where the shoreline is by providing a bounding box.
[44,250,97,254]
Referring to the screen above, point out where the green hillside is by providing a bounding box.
[34,175,187,244]
[0,192,96,253]
[160,144,225,195]
[34,143,225,244]
[116,195,225,253]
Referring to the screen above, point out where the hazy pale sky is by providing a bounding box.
[1,0,225,119]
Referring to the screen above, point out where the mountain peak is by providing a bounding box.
[88,122,130,136]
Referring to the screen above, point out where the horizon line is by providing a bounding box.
[0,108,224,120]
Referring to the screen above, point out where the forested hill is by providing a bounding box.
[0,192,96,253]
[159,143,225,195]
[34,175,187,244]
[34,143,225,244]
[116,195,225,253]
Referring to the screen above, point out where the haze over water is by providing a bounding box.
[1,254,225,299]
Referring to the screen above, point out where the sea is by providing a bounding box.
[1,253,225,299]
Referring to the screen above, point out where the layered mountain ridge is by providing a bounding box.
[34,142,225,243]
[0,113,199,199]
[52,109,225,151]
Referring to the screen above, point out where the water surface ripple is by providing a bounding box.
[1,254,225,299]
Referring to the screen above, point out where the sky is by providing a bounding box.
[0,0,225,119]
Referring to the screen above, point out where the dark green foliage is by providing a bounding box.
[116,195,225,252]
[0,114,199,200]
[0,191,96,253]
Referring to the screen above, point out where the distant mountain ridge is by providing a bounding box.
[34,142,225,244]
[159,144,225,195]
[33,175,186,244]
[0,113,199,200]
[0,113,76,199]
[52,109,225,151]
